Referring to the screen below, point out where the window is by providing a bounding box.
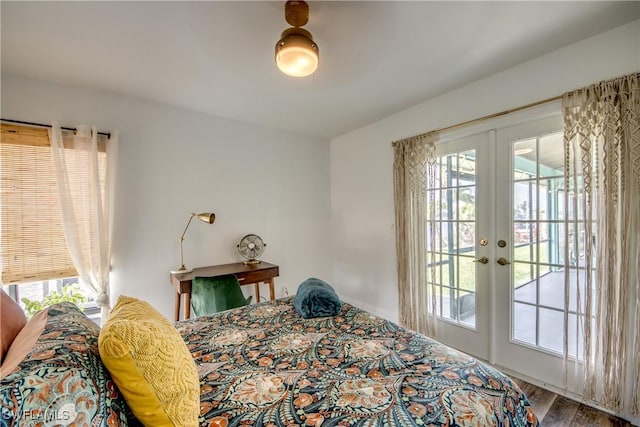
[2,279,100,323]
[1,123,106,312]
[1,124,77,283]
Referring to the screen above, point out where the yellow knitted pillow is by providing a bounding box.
[99,296,199,427]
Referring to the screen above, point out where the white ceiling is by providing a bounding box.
[2,1,639,139]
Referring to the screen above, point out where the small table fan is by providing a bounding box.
[237,234,266,265]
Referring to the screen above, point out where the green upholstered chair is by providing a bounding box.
[191,274,252,317]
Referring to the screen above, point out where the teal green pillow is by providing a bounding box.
[191,274,252,317]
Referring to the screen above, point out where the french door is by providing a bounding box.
[493,114,583,388]
[430,132,492,361]
[431,113,578,390]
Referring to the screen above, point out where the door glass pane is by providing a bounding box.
[459,222,475,250]
[538,272,564,310]
[439,286,457,321]
[514,138,536,180]
[539,307,563,352]
[458,256,475,291]
[440,222,456,253]
[429,149,477,328]
[513,223,537,260]
[440,155,458,188]
[513,258,536,283]
[513,302,536,346]
[538,133,564,178]
[537,221,562,267]
[458,151,476,178]
[459,290,475,328]
[567,314,579,358]
[440,257,453,287]
[514,181,536,220]
[513,263,536,304]
[445,188,458,219]
[511,131,594,359]
[458,189,476,220]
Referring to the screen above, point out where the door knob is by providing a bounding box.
[496,257,511,265]
[473,256,489,264]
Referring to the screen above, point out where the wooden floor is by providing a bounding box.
[512,377,636,426]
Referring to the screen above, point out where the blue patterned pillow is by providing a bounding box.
[0,302,131,426]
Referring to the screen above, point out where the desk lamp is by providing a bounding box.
[171,212,215,274]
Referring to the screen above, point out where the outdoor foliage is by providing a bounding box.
[21,283,87,317]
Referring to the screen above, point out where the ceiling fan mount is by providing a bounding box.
[285,1,309,27]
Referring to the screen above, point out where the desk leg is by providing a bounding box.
[174,292,181,322]
[184,293,191,320]
[254,283,260,303]
[268,278,275,301]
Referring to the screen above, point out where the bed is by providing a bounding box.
[1,298,538,426]
[176,297,539,427]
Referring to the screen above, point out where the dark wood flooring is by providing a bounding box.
[512,377,637,426]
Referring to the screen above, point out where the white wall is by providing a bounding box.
[2,20,638,324]
[330,20,640,322]
[1,74,331,319]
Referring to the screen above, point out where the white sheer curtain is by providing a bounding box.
[50,123,118,324]
[562,73,639,414]
[393,131,439,336]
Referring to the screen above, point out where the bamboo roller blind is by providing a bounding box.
[1,123,106,285]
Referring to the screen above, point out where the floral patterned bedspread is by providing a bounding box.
[176,297,539,427]
[0,302,131,427]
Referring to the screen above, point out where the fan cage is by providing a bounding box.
[237,234,266,265]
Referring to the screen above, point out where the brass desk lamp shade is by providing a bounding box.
[171,212,215,274]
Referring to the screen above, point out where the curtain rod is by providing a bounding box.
[1,118,111,138]
[396,71,640,144]
[393,94,562,145]
[435,94,563,134]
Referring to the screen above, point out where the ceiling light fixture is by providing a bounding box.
[514,148,534,155]
[275,1,319,77]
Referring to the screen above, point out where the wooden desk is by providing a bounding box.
[169,261,279,321]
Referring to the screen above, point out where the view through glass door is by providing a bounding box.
[431,113,585,391]
[494,114,587,388]
[429,132,491,361]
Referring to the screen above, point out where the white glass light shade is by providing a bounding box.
[275,28,319,77]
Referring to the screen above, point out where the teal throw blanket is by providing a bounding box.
[294,277,342,319]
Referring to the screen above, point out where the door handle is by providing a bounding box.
[473,256,489,264]
[496,257,511,265]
